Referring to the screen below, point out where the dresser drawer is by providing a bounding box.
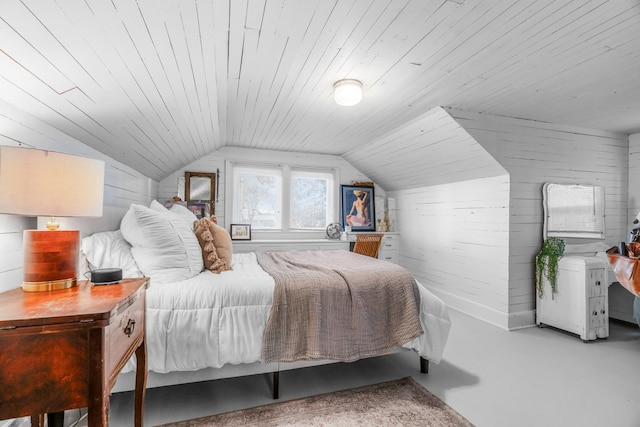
[106,289,145,382]
[380,234,398,250]
[587,268,606,297]
[378,250,398,263]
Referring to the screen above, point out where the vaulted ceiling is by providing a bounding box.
[1,0,639,181]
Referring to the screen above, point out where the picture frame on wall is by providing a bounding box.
[340,185,376,232]
[230,224,252,240]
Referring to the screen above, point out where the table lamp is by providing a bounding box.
[0,146,105,291]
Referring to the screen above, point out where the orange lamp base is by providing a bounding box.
[22,230,79,292]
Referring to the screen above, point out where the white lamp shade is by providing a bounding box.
[0,146,105,217]
[334,79,363,106]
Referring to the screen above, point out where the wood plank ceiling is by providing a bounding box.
[1,0,639,181]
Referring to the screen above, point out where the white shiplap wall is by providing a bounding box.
[381,108,628,330]
[393,176,511,327]
[343,106,508,191]
[0,99,158,293]
[451,109,629,328]
[158,146,373,236]
[410,109,628,328]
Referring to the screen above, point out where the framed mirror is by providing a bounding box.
[543,182,605,240]
[185,171,215,215]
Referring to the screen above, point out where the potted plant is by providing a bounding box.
[535,237,565,299]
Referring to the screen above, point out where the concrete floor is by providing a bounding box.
[101,309,640,427]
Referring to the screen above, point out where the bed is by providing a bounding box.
[80,201,451,398]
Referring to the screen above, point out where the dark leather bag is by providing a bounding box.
[606,243,640,296]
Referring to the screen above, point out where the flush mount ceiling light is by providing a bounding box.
[333,79,363,106]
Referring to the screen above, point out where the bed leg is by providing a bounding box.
[272,371,280,399]
[420,357,429,374]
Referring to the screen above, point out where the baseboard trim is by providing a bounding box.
[425,286,535,330]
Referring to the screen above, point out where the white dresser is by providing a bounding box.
[537,183,609,341]
[378,233,399,263]
[536,255,608,341]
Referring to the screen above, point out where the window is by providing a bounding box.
[230,164,334,231]
[232,166,282,229]
[290,170,334,230]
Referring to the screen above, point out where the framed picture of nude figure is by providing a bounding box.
[340,185,376,232]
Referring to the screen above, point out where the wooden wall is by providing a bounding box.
[343,106,507,191]
[0,100,157,293]
[393,176,511,327]
[452,109,628,328]
[383,108,628,329]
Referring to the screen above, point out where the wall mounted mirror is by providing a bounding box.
[185,171,216,214]
[543,182,605,240]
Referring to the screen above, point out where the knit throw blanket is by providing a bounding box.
[257,250,423,363]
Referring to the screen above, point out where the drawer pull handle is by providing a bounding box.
[595,281,601,286]
[123,319,136,337]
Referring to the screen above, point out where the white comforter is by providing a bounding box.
[124,253,451,374]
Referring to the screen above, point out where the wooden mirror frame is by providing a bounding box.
[185,171,216,215]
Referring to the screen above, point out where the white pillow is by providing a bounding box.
[149,199,198,229]
[81,230,142,278]
[149,199,168,212]
[169,203,198,228]
[120,203,203,282]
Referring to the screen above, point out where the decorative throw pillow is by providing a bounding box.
[193,217,233,274]
[121,203,203,282]
[80,230,142,278]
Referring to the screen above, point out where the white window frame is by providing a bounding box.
[289,169,335,231]
[226,160,336,234]
[231,165,283,230]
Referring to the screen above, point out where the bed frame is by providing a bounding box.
[68,205,430,400]
[113,351,429,399]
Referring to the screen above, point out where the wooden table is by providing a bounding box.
[0,278,149,426]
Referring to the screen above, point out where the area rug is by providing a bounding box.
[157,377,474,426]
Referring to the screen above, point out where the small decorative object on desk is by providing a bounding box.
[377,208,390,232]
[326,222,342,240]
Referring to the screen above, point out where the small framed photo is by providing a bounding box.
[230,224,251,240]
[187,202,209,219]
[340,185,376,232]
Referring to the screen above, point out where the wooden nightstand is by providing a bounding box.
[0,277,149,427]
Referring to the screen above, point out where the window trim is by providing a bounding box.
[289,168,335,231]
[231,164,282,230]
[226,160,338,236]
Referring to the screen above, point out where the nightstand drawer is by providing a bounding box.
[106,288,145,382]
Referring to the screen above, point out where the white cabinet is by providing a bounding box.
[378,233,399,263]
[536,256,608,341]
[233,239,349,254]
